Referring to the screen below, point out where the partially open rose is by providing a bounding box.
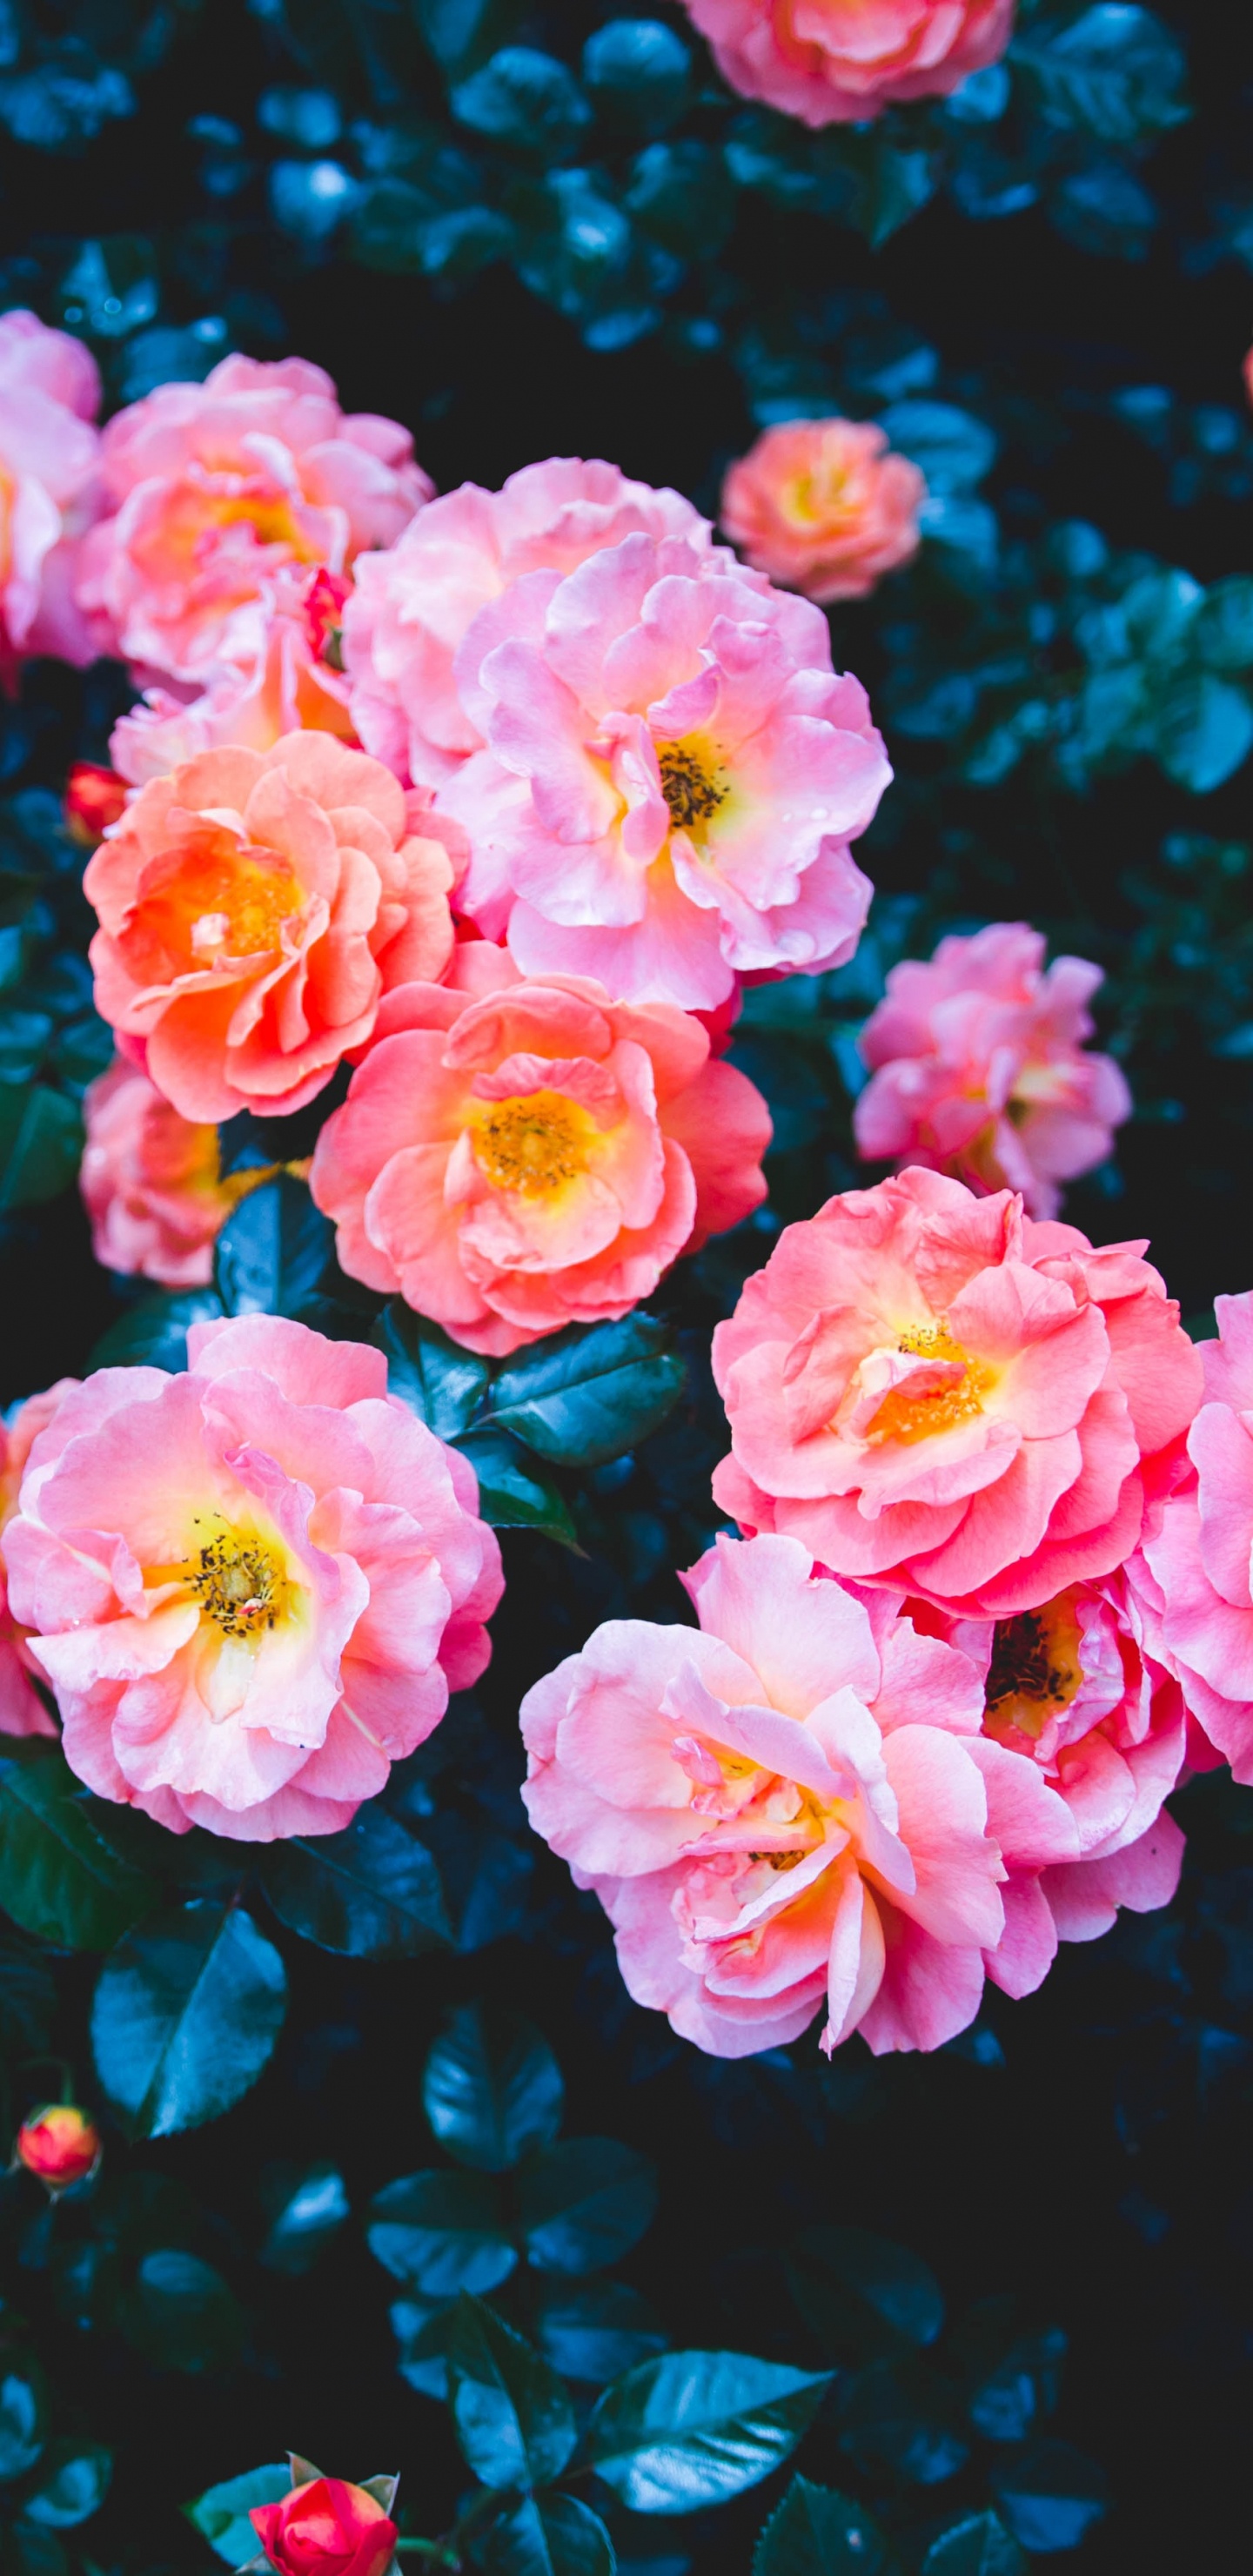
[251,2477,398,2576]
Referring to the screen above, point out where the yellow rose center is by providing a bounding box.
[209,492,319,557]
[657,739,728,834]
[983,1593,1084,1742]
[866,1318,996,1446]
[176,1519,291,1640]
[471,1090,591,1197]
[175,848,303,964]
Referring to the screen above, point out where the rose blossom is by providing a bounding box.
[311,940,772,1356]
[75,353,430,685]
[522,1529,1023,2056]
[0,308,104,672]
[251,2478,398,2576]
[15,2104,103,2193]
[344,456,712,790]
[84,731,456,1124]
[682,0,1014,127]
[712,1166,1202,1620]
[721,419,925,604]
[1134,1291,1253,1783]
[111,565,356,787]
[81,1056,268,1288]
[1,1382,75,1740]
[3,1314,503,1841]
[436,531,890,1009]
[854,923,1131,1220]
[65,761,129,844]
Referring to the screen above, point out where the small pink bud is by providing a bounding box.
[64,762,128,845]
[15,2103,102,2193]
[251,2477,399,2576]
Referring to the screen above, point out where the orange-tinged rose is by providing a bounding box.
[721,418,925,603]
[16,2103,101,2192]
[251,2479,398,2576]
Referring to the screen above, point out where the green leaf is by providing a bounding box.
[489,1317,686,1466]
[0,2359,46,2481]
[0,1084,80,1210]
[9,2526,68,2576]
[0,1747,161,1951]
[785,2228,944,2361]
[533,2279,667,2386]
[479,2492,616,2576]
[376,1301,491,1439]
[586,2351,833,2512]
[447,2293,577,2491]
[837,2358,968,2486]
[184,2465,291,2566]
[257,1808,450,1958]
[90,1289,223,1371]
[90,1900,287,2137]
[876,401,996,498]
[921,2512,1026,2576]
[1155,671,1253,795]
[988,2443,1109,2553]
[423,2003,564,2171]
[753,2476,895,2576]
[214,1174,333,1317]
[259,2163,350,2274]
[368,2171,516,2298]
[519,2137,658,2276]
[19,2443,111,2528]
[1192,577,1253,673]
[457,1428,579,1546]
[118,2248,245,2373]
[1014,6,1189,145]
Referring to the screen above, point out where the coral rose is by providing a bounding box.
[311,941,771,1355]
[522,1530,1019,2056]
[84,731,456,1124]
[721,419,925,604]
[854,922,1131,1220]
[15,2103,103,2193]
[65,762,128,845]
[0,308,104,672]
[76,353,430,685]
[252,2478,398,2576]
[3,1315,503,1840]
[344,456,711,790]
[683,0,1014,126]
[111,565,356,787]
[712,1167,1202,1620]
[436,532,889,1009]
[1135,1291,1253,1783]
[1,1382,76,1740]
[81,1056,271,1288]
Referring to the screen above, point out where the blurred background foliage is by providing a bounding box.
[2,3,1253,2573]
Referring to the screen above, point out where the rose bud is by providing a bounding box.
[64,761,128,845]
[15,2103,102,2193]
[251,2477,399,2576]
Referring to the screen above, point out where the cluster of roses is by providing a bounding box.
[0,308,1240,2075]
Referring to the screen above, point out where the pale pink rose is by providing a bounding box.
[0,309,104,671]
[521,1529,1021,2056]
[3,1315,503,1839]
[84,730,456,1125]
[80,1057,268,1288]
[435,532,889,1010]
[721,419,924,605]
[1134,1291,1253,1784]
[855,923,1132,1220]
[712,1166,1203,1620]
[111,564,357,786]
[344,457,712,792]
[684,0,1014,126]
[311,940,772,1357]
[0,1382,77,1739]
[76,354,431,686]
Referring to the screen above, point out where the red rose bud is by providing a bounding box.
[251,2479,399,2576]
[65,762,128,845]
[15,2104,102,2193]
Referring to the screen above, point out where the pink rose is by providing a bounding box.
[252,2479,398,2576]
[683,0,1014,126]
[84,731,456,1124]
[81,1056,264,1288]
[344,457,712,790]
[854,922,1132,1219]
[4,1315,503,1840]
[111,564,357,787]
[712,1166,1202,1620]
[76,354,431,685]
[1136,1291,1253,1783]
[0,1381,77,1740]
[436,531,889,1009]
[721,419,925,604]
[15,2103,103,2194]
[521,1529,1015,2056]
[0,309,104,672]
[311,940,772,1356]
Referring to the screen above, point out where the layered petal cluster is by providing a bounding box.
[1135,1291,1253,1781]
[311,940,771,1355]
[522,1531,1012,2056]
[111,565,356,786]
[77,354,430,684]
[3,1316,503,1840]
[1,1381,77,1740]
[855,923,1131,1219]
[84,731,456,1123]
[345,456,710,790]
[0,309,104,673]
[437,531,890,1008]
[721,419,924,604]
[682,0,1014,125]
[713,1167,1201,1619]
[252,2479,399,2576]
[81,1057,266,1287]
